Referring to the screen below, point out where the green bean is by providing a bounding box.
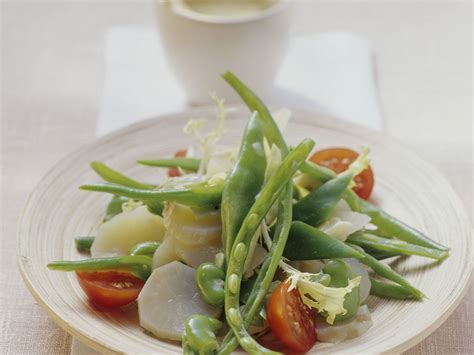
[370,277,418,299]
[223,139,314,354]
[183,315,222,354]
[137,158,200,171]
[351,197,449,251]
[347,232,448,261]
[283,221,364,260]
[195,263,226,307]
[347,243,424,299]
[222,71,288,155]
[104,195,128,221]
[90,161,155,189]
[322,259,360,322]
[47,255,153,280]
[219,185,294,355]
[293,171,353,227]
[219,71,303,354]
[221,112,267,261]
[129,241,160,256]
[74,236,94,252]
[300,160,337,182]
[297,161,449,251]
[80,180,223,209]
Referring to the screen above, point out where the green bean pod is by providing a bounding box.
[223,139,314,354]
[297,161,449,252]
[222,71,288,154]
[347,243,425,299]
[221,112,267,261]
[293,171,353,227]
[47,255,153,281]
[137,158,200,171]
[129,241,160,256]
[322,259,360,322]
[195,263,226,307]
[370,277,418,299]
[283,221,364,260]
[347,232,449,261]
[74,236,95,252]
[80,180,223,209]
[183,315,222,354]
[90,161,155,189]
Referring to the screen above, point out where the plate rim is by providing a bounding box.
[17,106,473,354]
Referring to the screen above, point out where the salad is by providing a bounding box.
[48,71,449,354]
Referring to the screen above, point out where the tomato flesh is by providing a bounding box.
[168,149,187,177]
[76,271,144,309]
[310,147,374,200]
[267,281,317,353]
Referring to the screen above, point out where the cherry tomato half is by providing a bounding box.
[310,147,375,200]
[76,271,144,309]
[167,149,187,177]
[267,280,317,353]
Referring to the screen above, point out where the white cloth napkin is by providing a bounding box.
[72,27,383,354]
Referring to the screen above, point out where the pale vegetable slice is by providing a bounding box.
[243,243,268,278]
[91,205,165,258]
[346,258,371,303]
[164,203,222,248]
[174,243,222,269]
[152,236,179,269]
[319,200,371,242]
[316,305,373,343]
[138,261,221,341]
[153,203,223,268]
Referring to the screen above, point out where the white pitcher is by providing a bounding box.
[156,0,293,104]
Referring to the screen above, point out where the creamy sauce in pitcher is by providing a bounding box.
[181,0,277,19]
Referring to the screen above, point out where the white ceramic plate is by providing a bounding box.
[18,108,472,354]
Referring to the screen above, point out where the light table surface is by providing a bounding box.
[1,1,472,353]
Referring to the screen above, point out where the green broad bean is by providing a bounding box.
[195,263,226,307]
[183,315,222,354]
[322,259,360,322]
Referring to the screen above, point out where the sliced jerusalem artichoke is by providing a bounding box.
[153,203,223,268]
[164,203,222,248]
[319,200,371,242]
[316,305,373,343]
[138,261,221,341]
[91,205,165,258]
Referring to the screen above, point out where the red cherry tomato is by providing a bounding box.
[167,149,187,177]
[76,271,144,308]
[267,281,317,353]
[310,147,375,200]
